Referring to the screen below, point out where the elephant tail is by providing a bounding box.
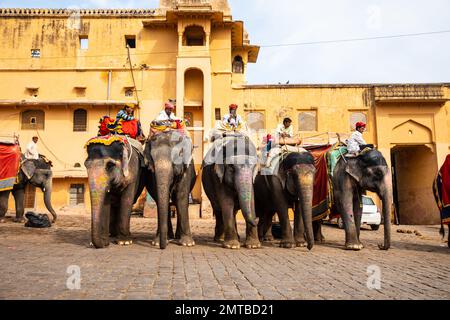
[439,223,445,239]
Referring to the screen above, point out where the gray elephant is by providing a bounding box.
[84,137,145,249]
[0,156,57,223]
[255,151,315,249]
[332,149,392,250]
[145,131,196,250]
[202,133,261,249]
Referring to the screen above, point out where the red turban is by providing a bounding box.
[165,102,175,110]
[229,104,238,110]
[355,122,366,129]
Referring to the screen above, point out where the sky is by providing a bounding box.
[0,0,449,84]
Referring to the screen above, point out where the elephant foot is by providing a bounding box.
[223,239,240,250]
[151,240,159,247]
[116,240,133,246]
[244,238,261,249]
[89,241,110,249]
[214,235,224,243]
[263,235,275,242]
[296,240,307,248]
[13,218,25,223]
[378,243,390,251]
[280,240,295,249]
[178,235,195,247]
[345,242,364,251]
[0,218,6,224]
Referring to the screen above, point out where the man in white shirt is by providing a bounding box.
[222,104,242,130]
[347,122,367,155]
[25,136,39,160]
[276,118,294,138]
[155,101,179,122]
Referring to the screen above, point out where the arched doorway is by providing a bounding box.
[391,145,440,225]
[184,68,204,205]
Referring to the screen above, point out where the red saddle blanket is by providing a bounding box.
[0,143,21,191]
[304,144,334,220]
[434,155,450,225]
[98,116,138,139]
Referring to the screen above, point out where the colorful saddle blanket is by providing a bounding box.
[433,155,450,225]
[327,145,348,177]
[0,143,21,191]
[304,144,334,220]
[98,116,139,139]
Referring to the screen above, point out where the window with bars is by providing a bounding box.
[215,108,221,120]
[21,110,45,130]
[73,109,87,132]
[69,184,85,206]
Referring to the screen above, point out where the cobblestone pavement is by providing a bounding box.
[0,210,449,300]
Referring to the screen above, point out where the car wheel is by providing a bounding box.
[370,224,380,231]
[337,218,344,229]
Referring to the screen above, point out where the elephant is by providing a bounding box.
[145,130,196,250]
[255,151,315,250]
[432,155,450,248]
[202,133,261,249]
[331,149,392,250]
[84,137,145,249]
[0,156,57,223]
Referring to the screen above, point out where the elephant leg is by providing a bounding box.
[294,202,307,247]
[448,225,450,249]
[168,213,176,240]
[0,191,10,222]
[313,220,325,243]
[262,211,274,241]
[214,209,224,242]
[234,210,241,242]
[115,190,133,246]
[109,197,119,238]
[353,191,363,248]
[275,202,295,248]
[339,191,361,251]
[220,196,240,249]
[174,191,195,247]
[12,188,25,223]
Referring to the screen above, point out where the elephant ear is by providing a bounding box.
[214,164,225,183]
[21,160,36,180]
[345,163,362,183]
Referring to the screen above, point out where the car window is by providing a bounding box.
[362,197,375,205]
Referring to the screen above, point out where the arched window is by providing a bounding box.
[73,109,87,132]
[232,56,244,74]
[183,25,205,46]
[349,112,367,130]
[21,110,45,130]
[246,112,265,132]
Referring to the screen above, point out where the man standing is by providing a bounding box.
[25,136,39,160]
[347,122,367,155]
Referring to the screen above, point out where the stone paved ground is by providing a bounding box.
[0,210,449,300]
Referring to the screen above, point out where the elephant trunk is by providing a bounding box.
[42,180,57,223]
[235,168,257,227]
[379,173,393,250]
[88,167,111,249]
[295,166,315,250]
[155,161,173,250]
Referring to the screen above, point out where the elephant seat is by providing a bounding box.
[0,142,21,191]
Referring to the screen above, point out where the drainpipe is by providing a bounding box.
[107,70,112,100]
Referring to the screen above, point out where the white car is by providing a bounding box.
[331,195,382,231]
